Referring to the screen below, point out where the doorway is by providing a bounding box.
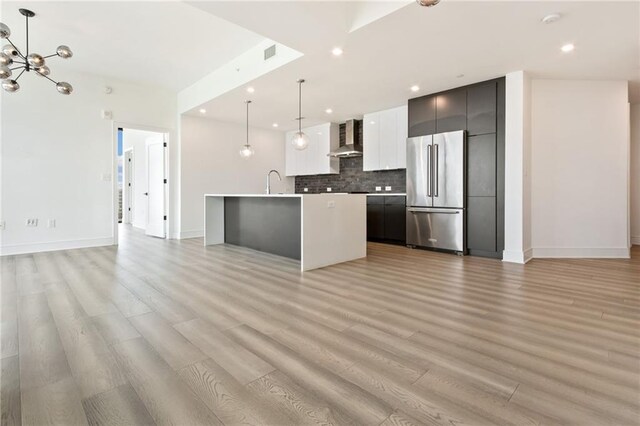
[115,125,169,243]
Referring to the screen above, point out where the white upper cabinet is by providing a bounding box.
[363,113,380,172]
[363,105,408,171]
[395,106,408,169]
[285,123,339,176]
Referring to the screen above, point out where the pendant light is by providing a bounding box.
[291,78,309,150]
[0,8,73,94]
[239,100,255,158]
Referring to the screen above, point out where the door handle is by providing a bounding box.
[434,143,439,197]
[144,192,148,196]
[407,208,460,214]
[426,145,431,197]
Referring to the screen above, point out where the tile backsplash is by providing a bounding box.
[294,121,406,194]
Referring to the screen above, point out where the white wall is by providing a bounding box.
[0,70,176,255]
[503,71,532,263]
[180,115,293,238]
[122,129,164,230]
[530,80,630,258]
[631,103,640,245]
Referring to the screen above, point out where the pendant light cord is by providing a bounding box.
[245,101,251,146]
[25,13,29,57]
[298,80,303,133]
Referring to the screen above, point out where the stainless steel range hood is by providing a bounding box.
[328,119,362,158]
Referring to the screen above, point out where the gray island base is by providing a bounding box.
[204,194,366,271]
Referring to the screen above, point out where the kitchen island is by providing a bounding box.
[204,194,366,271]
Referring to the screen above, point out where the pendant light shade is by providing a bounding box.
[1,79,19,92]
[27,53,45,67]
[0,65,11,79]
[35,65,50,77]
[239,144,255,158]
[0,52,12,66]
[56,45,73,59]
[0,23,10,39]
[56,81,73,95]
[292,131,309,150]
[239,100,255,159]
[2,44,18,57]
[291,79,308,151]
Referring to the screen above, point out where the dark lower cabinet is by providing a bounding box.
[366,198,385,240]
[367,196,406,244]
[467,197,497,255]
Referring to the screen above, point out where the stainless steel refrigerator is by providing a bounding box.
[406,130,466,254]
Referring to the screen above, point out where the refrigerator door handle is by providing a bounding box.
[434,143,439,197]
[426,144,432,197]
[407,207,460,214]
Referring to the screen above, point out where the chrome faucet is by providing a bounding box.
[266,169,282,194]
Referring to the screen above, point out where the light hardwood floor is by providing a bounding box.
[1,225,639,425]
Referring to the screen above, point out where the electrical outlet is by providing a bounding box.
[47,219,56,228]
[375,186,382,192]
[385,186,392,191]
[26,218,38,227]
[326,187,332,192]
[303,188,309,192]
[0,221,5,230]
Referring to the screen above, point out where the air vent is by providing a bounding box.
[264,44,276,60]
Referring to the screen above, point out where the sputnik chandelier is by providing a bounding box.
[0,8,73,94]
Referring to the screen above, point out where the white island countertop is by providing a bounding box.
[204,193,372,197]
[204,193,366,271]
[204,193,303,197]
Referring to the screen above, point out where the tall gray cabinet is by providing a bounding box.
[408,78,505,259]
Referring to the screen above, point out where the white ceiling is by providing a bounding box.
[0,1,264,90]
[186,1,640,131]
[2,1,637,127]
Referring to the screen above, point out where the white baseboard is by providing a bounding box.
[531,247,630,259]
[502,249,533,264]
[0,237,114,256]
[179,230,204,239]
[631,236,640,246]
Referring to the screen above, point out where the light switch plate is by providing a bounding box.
[0,221,5,230]
[385,186,392,191]
[375,186,382,192]
[101,173,112,182]
[327,201,335,208]
[326,187,332,192]
[48,219,56,228]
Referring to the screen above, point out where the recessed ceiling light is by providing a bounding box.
[410,85,420,92]
[541,13,561,24]
[272,123,279,128]
[332,47,343,56]
[199,108,206,114]
[325,108,333,114]
[247,86,255,93]
[561,43,575,53]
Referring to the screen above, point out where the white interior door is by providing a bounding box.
[145,137,166,238]
[124,149,133,224]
